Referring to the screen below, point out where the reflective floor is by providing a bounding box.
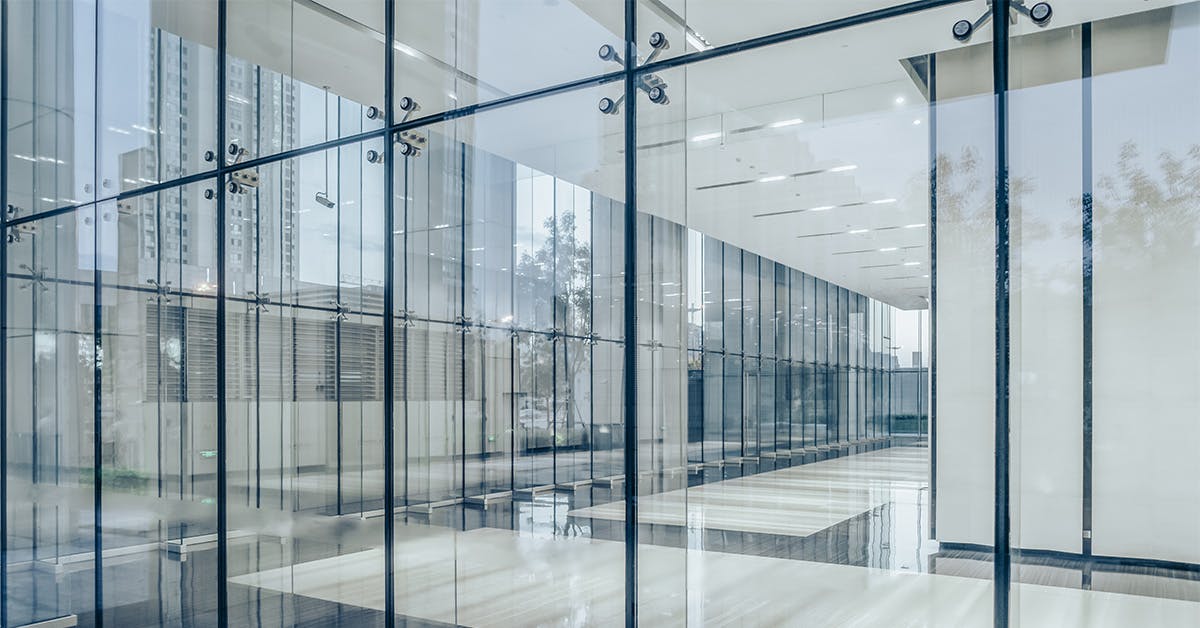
[219,444,1200,626]
[21,443,1200,626]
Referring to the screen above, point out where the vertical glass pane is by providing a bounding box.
[931,1,998,614]
[5,208,97,626]
[5,0,97,216]
[98,180,219,626]
[99,0,218,197]
[393,1,622,118]
[225,0,385,164]
[391,84,624,624]
[636,4,972,622]
[1009,2,1200,623]
[223,139,386,626]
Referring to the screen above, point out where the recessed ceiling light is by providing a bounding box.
[828,165,858,173]
[879,247,899,252]
[848,228,869,234]
[922,274,931,278]
[905,223,926,229]
[691,132,722,142]
[895,96,906,105]
[769,118,805,128]
[758,175,787,183]
[913,119,922,126]
[871,198,898,204]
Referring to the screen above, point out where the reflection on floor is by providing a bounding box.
[571,446,927,537]
[231,526,1200,627]
[226,444,1200,626]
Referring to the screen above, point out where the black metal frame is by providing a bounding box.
[1,0,9,624]
[992,1,1013,626]
[928,51,938,541]
[215,1,230,626]
[622,0,639,623]
[1080,21,1095,590]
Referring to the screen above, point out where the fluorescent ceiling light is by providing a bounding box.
[685,31,713,51]
[808,205,835,212]
[848,229,869,234]
[828,165,857,173]
[758,175,787,183]
[905,223,926,229]
[879,247,899,252]
[871,198,898,204]
[769,118,805,128]
[691,132,722,142]
[904,261,921,266]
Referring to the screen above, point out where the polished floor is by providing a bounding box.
[231,526,1200,627]
[222,445,1200,626]
[571,446,927,537]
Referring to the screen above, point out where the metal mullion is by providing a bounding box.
[215,0,229,624]
[91,0,104,622]
[383,0,397,618]
[1081,22,1094,588]
[993,1,1012,624]
[1,0,10,620]
[334,113,344,516]
[459,142,467,501]
[929,52,938,538]
[622,0,638,622]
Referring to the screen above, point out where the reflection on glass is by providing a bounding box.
[6,208,98,626]
[394,1,622,117]
[225,0,385,163]
[386,84,627,624]
[6,0,97,215]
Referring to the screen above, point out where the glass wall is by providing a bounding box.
[4,1,1196,627]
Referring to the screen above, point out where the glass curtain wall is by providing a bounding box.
[7,0,1196,627]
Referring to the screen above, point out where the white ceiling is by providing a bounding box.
[158,0,1188,309]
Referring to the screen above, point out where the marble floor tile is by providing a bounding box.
[569,446,929,537]
[230,525,1200,627]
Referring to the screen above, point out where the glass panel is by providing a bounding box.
[225,0,386,163]
[98,180,219,625]
[394,1,623,119]
[391,83,625,624]
[639,0,943,62]
[930,2,998,612]
[99,0,219,197]
[223,138,386,626]
[1008,2,1200,623]
[5,208,97,626]
[636,4,976,622]
[5,0,97,216]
